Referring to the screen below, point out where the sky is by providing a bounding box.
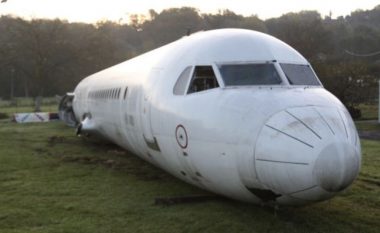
[0,0,379,23]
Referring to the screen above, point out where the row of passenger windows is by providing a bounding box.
[173,63,321,95]
[88,87,128,100]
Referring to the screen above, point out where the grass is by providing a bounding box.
[355,121,380,131]
[358,104,378,120]
[353,104,379,132]
[0,105,57,116]
[0,97,58,108]
[0,121,379,233]
[0,97,59,119]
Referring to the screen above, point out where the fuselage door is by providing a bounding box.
[141,68,161,151]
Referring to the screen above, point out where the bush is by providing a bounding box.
[347,106,362,120]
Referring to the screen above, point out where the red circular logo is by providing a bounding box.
[175,125,188,149]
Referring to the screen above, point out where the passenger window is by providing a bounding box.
[187,66,219,94]
[173,66,192,95]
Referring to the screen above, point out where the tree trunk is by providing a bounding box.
[34,96,42,112]
[24,78,29,98]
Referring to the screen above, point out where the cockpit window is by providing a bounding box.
[218,63,282,86]
[187,66,219,94]
[173,66,192,95]
[280,63,320,86]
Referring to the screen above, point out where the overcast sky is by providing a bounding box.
[0,0,379,23]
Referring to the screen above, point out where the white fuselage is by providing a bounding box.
[71,29,361,205]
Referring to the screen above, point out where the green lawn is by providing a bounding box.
[0,121,379,233]
[0,97,58,119]
[0,105,57,115]
[355,121,380,131]
[358,104,378,120]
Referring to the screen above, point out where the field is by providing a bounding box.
[0,98,58,119]
[0,101,380,232]
[358,104,378,120]
[0,119,379,233]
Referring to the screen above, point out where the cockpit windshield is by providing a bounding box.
[218,63,282,86]
[280,63,320,86]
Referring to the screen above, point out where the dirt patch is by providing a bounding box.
[60,156,121,168]
[357,178,380,187]
[59,154,168,181]
[48,136,66,146]
[47,135,169,181]
[107,149,127,156]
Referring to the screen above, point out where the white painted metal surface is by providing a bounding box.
[14,112,50,123]
[66,29,361,205]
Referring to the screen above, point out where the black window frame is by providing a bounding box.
[187,66,220,94]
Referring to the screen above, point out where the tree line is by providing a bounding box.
[0,6,379,112]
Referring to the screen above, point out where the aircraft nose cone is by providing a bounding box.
[253,106,361,203]
[313,142,360,192]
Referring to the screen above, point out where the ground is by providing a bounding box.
[0,101,379,232]
[0,120,379,233]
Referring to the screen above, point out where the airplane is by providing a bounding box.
[59,29,361,205]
